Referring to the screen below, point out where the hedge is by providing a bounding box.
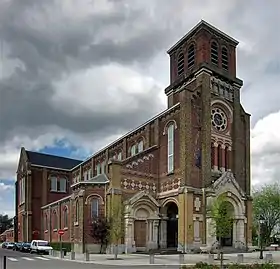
[50,242,71,252]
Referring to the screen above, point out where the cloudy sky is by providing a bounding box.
[0,0,279,217]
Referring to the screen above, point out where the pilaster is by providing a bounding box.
[246,199,253,246]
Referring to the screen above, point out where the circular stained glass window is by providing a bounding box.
[211,107,227,131]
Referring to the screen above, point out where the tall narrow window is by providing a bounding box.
[225,146,229,170]
[91,198,99,219]
[58,178,66,192]
[218,145,222,170]
[177,52,185,76]
[138,140,144,153]
[187,44,195,68]
[75,201,79,223]
[50,177,57,191]
[53,211,57,230]
[117,152,122,160]
[83,170,88,181]
[211,42,218,65]
[131,144,136,156]
[64,207,68,228]
[167,124,175,173]
[45,214,48,231]
[221,47,228,70]
[96,163,101,175]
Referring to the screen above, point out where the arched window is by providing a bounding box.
[130,144,136,156]
[75,200,79,223]
[225,146,229,170]
[177,52,185,76]
[45,214,48,231]
[117,152,122,160]
[211,41,218,65]
[221,47,228,70]
[218,144,222,170]
[138,140,144,153]
[53,211,58,230]
[64,207,68,228]
[187,44,195,68]
[96,163,101,175]
[167,124,175,173]
[91,198,99,219]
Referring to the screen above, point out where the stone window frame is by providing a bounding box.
[91,198,99,219]
[44,213,48,233]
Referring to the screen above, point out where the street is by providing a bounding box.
[0,248,180,269]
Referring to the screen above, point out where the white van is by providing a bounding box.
[30,240,53,254]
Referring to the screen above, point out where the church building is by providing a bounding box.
[15,20,252,254]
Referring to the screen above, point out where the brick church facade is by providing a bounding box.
[14,20,252,253]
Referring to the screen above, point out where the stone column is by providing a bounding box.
[160,219,167,248]
[124,218,134,253]
[246,199,253,246]
[206,218,216,247]
[221,144,226,172]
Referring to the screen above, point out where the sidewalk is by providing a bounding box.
[47,251,280,266]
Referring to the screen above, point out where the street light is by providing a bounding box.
[259,216,265,259]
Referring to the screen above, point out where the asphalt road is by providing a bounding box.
[0,248,180,269]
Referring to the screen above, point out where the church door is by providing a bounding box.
[134,220,147,247]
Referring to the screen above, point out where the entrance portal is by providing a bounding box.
[216,201,234,247]
[166,202,178,248]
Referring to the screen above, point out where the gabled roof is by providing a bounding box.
[26,150,82,170]
[86,174,109,184]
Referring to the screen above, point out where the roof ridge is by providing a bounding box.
[26,150,83,162]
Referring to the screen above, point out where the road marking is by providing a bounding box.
[7,258,18,262]
[36,256,50,260]
[22,257,34,261]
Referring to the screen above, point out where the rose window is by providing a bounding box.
[211,107,227,131]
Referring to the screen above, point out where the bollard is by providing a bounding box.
[179,253,185,264]
[70,251,75,260]
[84,251,90,261]
[3,256,7,269]
[60,250,64,259]
[237,254,244,264]
[149,253,155,264]
[208,254,214,264]
[265,253,273,263]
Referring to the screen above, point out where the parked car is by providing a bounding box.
[5,242,15,249]
[13,242,23,251]
[1,242,7,248]
[20,242,31,253]
[30,240,53,254]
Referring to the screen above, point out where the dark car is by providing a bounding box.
[20,242,31,252]
[13,242,23,251]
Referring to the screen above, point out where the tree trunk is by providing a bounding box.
[114,244,118,260]
[217,237,222,260]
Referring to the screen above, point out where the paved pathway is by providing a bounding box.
[47,251,280,266]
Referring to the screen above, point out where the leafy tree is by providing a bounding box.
[91,216,110,254]
[108,201,124,260]
[0,214,13,234]
[208,194,233,260]
[252,183,280,245]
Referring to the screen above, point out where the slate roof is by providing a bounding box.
[26,150,83,170]
[86,174,109,184]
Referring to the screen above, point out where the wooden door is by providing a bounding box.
[134,220,146,247]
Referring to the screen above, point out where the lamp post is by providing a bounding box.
[259,216,265,260]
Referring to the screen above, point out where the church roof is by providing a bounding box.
[26,150,82,170]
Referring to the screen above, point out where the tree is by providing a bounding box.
[91,216,110,254]
[208,194,233,260]
[108,201,124,260]
[0,214,13,234]
[252,183,280,245]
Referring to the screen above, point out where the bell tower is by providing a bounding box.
[168,20,252,251]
